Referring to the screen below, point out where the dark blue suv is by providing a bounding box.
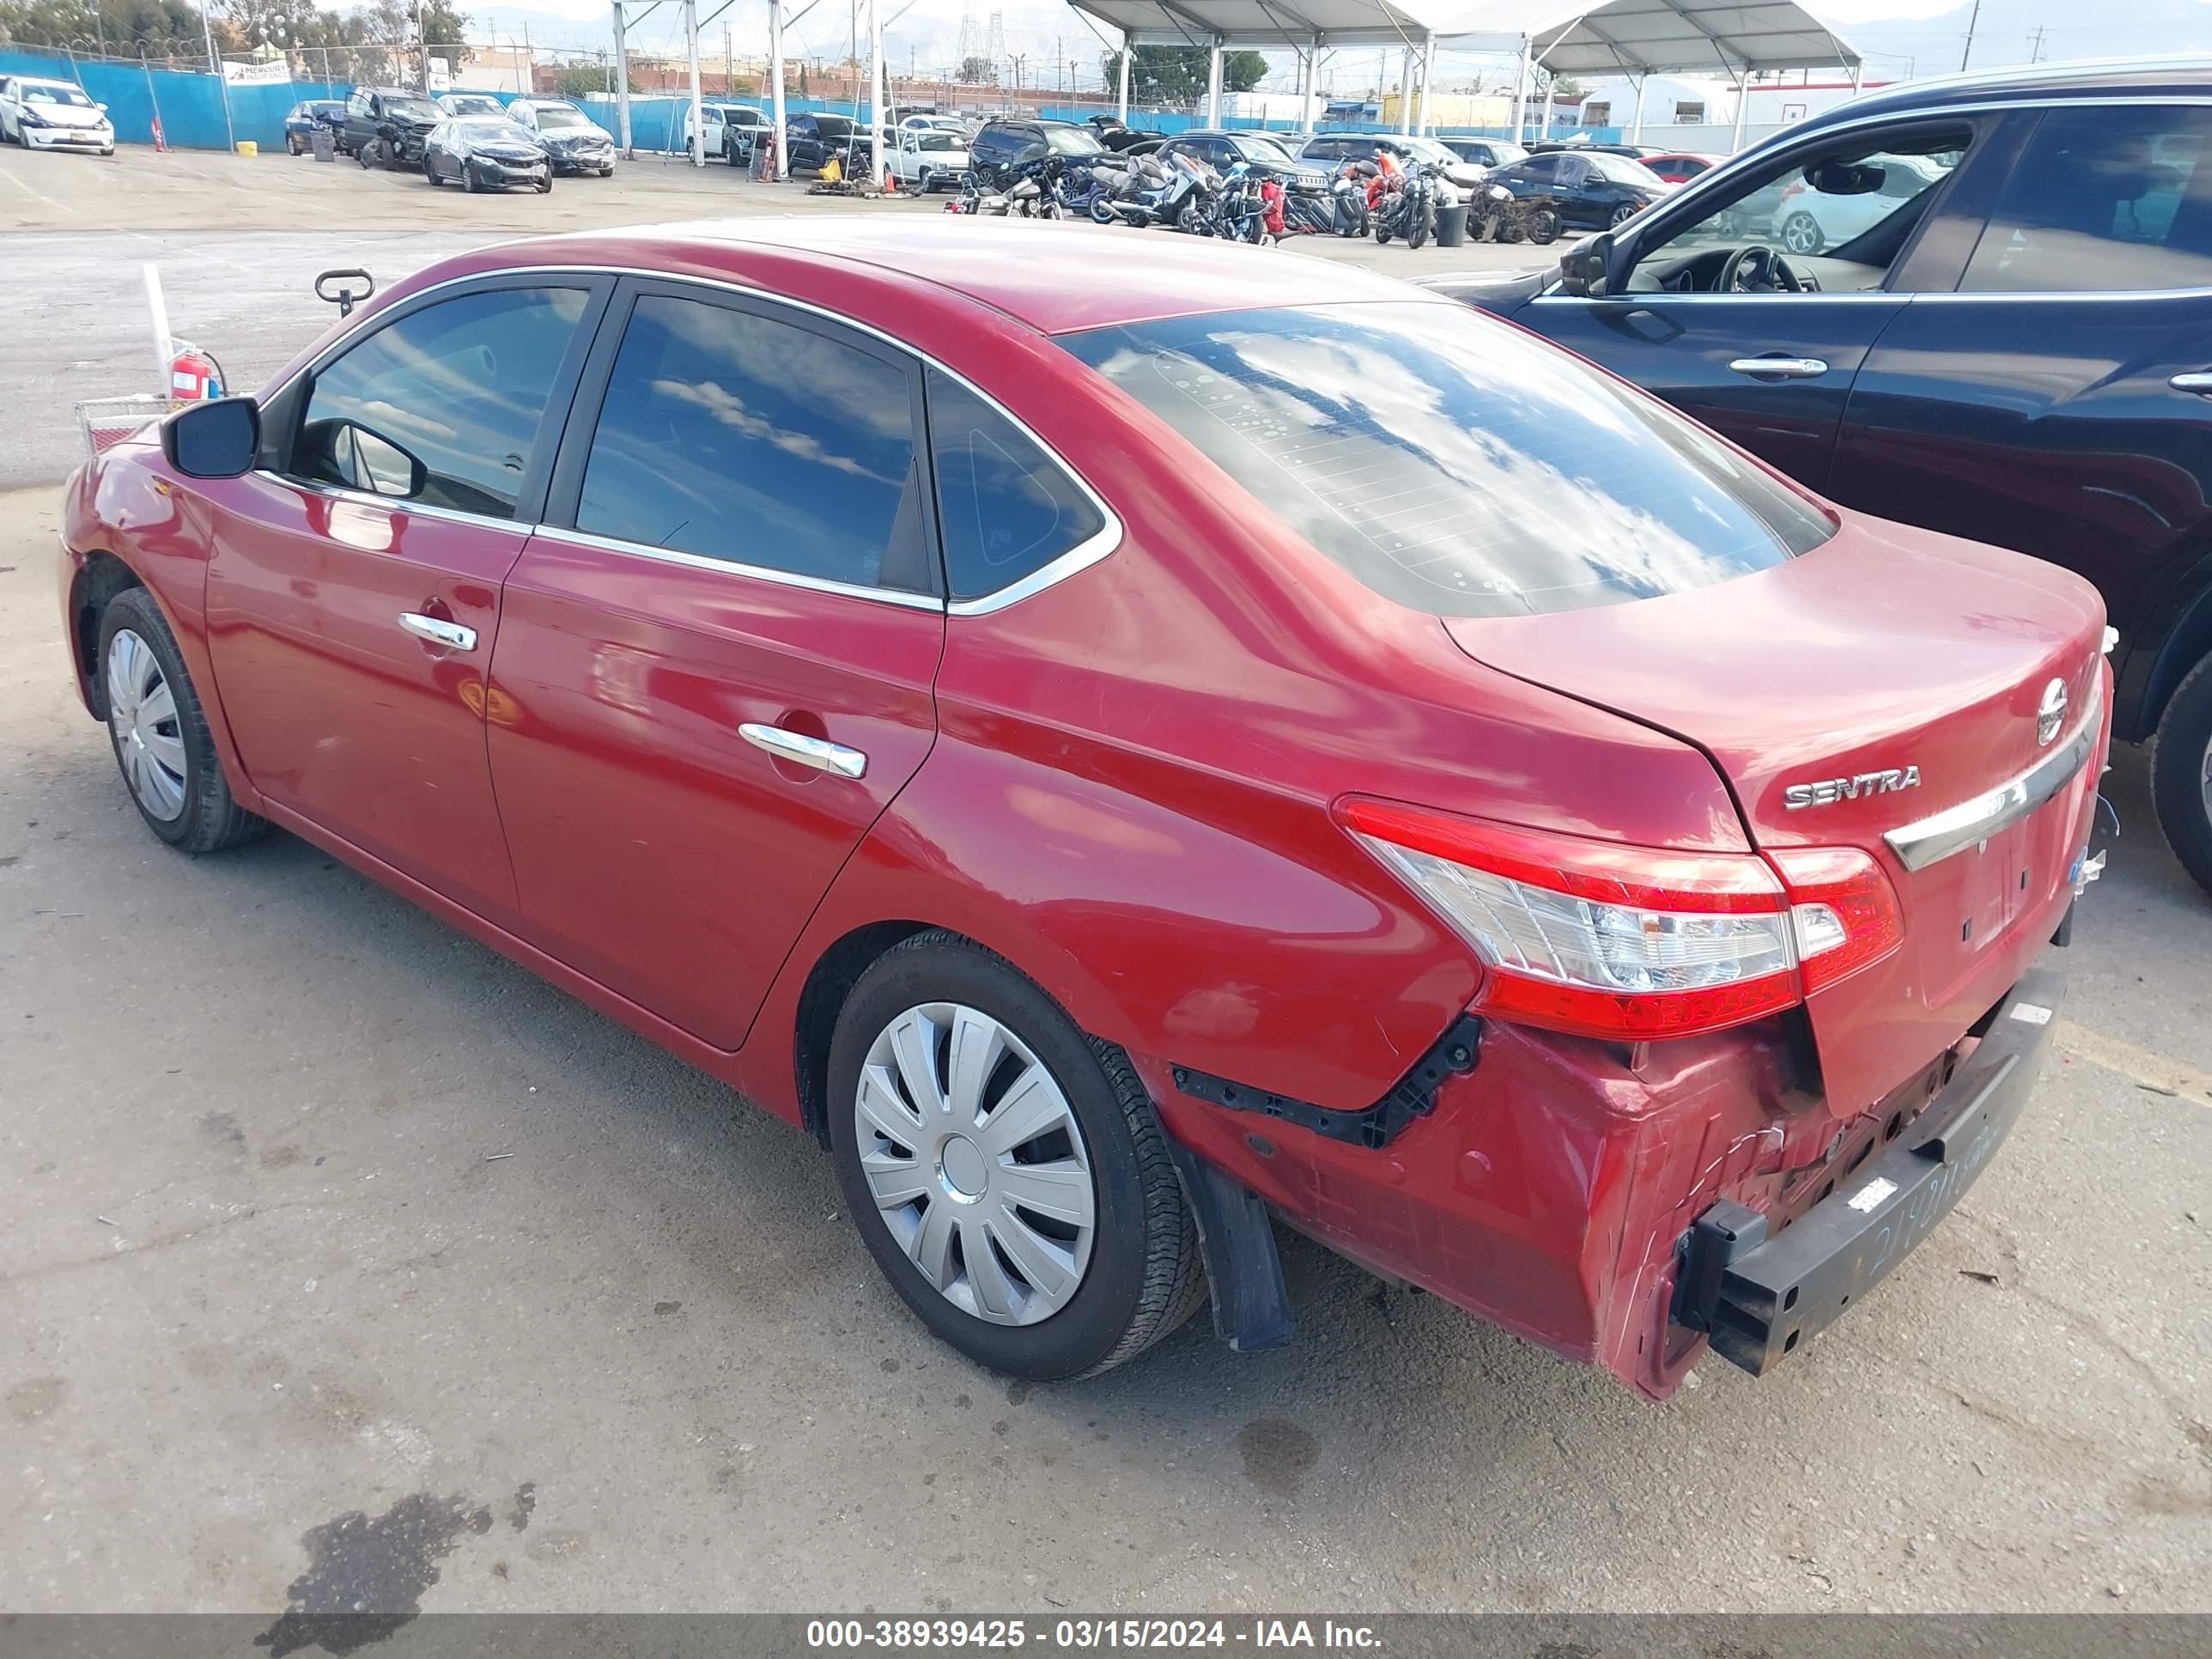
[1443,60,2212,898]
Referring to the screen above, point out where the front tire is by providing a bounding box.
[1408,201,1431,250]
[1780,210,1824,254]
[98,588,267,854]
[2149,652,2212,901]
[1529,207,1561,245]
[827,932,1205,1380]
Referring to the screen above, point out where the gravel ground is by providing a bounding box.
[3,137,2209,1620]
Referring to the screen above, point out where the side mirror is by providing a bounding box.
[161,398,260,479]
[96,101,109,113]
[1555,231,1616,297]
[301,417,428,499]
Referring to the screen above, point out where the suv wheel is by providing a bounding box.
[2149,652,2212,901]
[826,931,1206,1379]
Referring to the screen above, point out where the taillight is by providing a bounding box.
[1337,799,1902,1042]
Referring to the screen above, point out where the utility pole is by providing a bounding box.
[2027,25,2045,62]
[684,0,704,164]
[611,2,632,154]
[1959,0,1980,71]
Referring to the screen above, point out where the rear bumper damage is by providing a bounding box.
[1674,963,2063,1376]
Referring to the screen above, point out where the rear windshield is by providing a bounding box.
[1060,303,1833,619]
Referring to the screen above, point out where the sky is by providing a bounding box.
[312,0,2212,98]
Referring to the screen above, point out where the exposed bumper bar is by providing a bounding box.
[1677,963,2063,1376]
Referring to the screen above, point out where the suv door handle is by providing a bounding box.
[2168,372,2212,394]
[398,612,477,651]
[1729,356,1830,380]
[739,722,868,780]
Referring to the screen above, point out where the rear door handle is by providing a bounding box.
[2168,372,2212,394]
[1729,356,1830,380]
[739,722,868,780]
[398,612,477,651]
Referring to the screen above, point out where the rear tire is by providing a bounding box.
[1529,208,1561,245]
[1408,202,1431,250]
[826,931,1206,1380]
[1780,210,1824,254]
[2148,652,2212,902]
[97,588,268,854]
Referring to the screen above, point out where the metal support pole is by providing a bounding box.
[200,1,236,154]
[869,0,885,183]
[1116,27,1129,119]
[769,0,787,176]
[1206,40,1222,126]
[1510,36,1528,143]
[1730,68,1747,151]
[1417,35,1433,135]
[612,2,633,155]
[1538,74,1553,141]
[1396,46,1412,133]
[1304,34,1320,132]
[684,0,705,164]
[1629,73,1646,142]
[1850,60,1863,96]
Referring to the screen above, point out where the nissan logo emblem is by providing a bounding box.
[2036,678,2069,746]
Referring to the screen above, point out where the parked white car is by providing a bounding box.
[0,74,115,155]
[505,98,616,175]
[890,125,970,192]
[712,103,773,163]
[1771,152,1951,254]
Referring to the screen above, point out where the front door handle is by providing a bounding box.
[2168,371,2212,395]
[739,722,868,780]
[398,612,477,651]
[1729,356,1830,380]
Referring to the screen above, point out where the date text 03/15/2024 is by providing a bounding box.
[805,1619,1383,1649]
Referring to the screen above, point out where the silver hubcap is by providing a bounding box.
[1784,215,1818,252]
[106,629,187,821]
[2199,732,2212,822]
[855,1002,1097,1326]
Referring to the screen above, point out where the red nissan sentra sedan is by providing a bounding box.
[58,220,2112,1398]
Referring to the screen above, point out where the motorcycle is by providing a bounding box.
[1372,159,1443,250]
[1329,161,1373,237]
[946,155,1064,218]
[1207,161,1279,245]
[1097,149,1215,231]
[1468,180,1557,245]
[1058,155,1129,222]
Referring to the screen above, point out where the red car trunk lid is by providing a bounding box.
[1445,518,2109,1115]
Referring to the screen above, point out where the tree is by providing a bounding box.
[1099,46,1264,106]
[956,52,994,85]
[555,60,631,97]
[0,0,214,58]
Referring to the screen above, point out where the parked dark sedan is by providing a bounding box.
[1436,58,2212,897]
[283,100,346,155]
[785,112,870,176]
[342,85,441,167]
[1487,149,1673,232]
[422,117,550,192]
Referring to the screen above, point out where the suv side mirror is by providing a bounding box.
[1555,231,1617,297]
[162,397,260,479]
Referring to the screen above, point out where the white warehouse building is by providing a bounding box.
[1576,72,1894,151]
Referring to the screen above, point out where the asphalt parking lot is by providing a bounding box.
[3,138,2211,1619]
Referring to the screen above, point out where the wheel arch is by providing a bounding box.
[68,549,146,720]
[2124,554,2212,744]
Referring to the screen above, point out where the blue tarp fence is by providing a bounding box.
[0,49,1613,155]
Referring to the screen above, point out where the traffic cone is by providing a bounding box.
[150,116,167,153]
[884,168,898,194]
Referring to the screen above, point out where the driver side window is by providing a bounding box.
[1632,131,1968,290]
[290,286,590,520]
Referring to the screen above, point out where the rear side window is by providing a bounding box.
[1062,302,1832,620]
[926,369,1106,603]
[1961,105,2212,292]
[574,294,933,594]
[292,286,589,519]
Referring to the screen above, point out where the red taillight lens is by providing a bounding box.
[1767,845,1905,993]
[1337,799,1904,1042]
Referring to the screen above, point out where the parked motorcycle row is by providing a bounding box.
[943,141,1555,251]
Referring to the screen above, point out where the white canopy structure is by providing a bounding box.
[1057,0,1862,143]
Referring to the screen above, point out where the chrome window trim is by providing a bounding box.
[1535,94,2212,302]
[259,261,1125,615]
[1881,678,2104,872]
[252,472,529,534]
[522,523,944,612]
